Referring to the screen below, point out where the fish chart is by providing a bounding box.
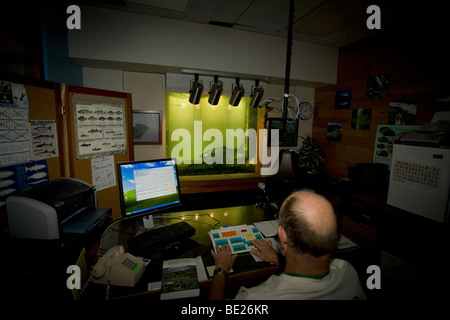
[29,120,59,160]
[73,96,127,159]
[0,81,31,167]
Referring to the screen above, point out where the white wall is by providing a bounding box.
[82,67,123,92]
[69,5,338,87]
[123,71,166,160]
[82,67,315,156]
[78,2,326,161]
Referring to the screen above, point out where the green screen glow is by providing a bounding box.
[166,93,257,175]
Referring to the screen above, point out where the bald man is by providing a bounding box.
[209,189,366,300]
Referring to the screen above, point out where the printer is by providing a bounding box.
[6,177,111,240]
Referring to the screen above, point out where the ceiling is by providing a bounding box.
[80,0,427,48]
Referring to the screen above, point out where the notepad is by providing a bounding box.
[253,220,279,237]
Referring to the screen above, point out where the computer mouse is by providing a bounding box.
[164,241,182,251]
[172,242,182,251]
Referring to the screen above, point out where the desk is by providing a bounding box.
[94,205,280,300]
[88,203,363,300]
[336,190,450,299]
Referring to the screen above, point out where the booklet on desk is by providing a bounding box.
[253,220,279,237]
[160,258,201,300]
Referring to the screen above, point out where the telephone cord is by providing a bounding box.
[76,267,94,300]
[105,280,111,300]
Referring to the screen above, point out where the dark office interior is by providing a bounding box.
[0,0,449,306]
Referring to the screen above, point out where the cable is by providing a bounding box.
[282,93,300,123]
[76,267,94,300]
[97,213,147,258]
[97,217,125,258]
[105,280,111,301]
[151,213,221,229]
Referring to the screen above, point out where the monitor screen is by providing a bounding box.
[117,158,181,217]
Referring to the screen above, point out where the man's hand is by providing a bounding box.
[211,245,237,272]
[250,239,280,266]
[209,245,237,300]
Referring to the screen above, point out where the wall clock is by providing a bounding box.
[299,102,313,120]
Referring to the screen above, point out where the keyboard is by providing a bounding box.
[209,224,264,254]
[127,221,195,257]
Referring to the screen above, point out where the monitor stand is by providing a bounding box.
[142,215,154,229]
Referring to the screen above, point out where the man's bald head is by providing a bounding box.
[278,189,340,257]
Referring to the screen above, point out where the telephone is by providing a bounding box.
[91,245,145,287]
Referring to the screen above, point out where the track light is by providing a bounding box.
[208,75,223,105]
[189,73,203,105]
[229,77,245,107]
[249,80,264,108]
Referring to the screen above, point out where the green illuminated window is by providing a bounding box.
[166,93,257,175]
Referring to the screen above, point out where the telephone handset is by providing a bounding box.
[92,245,145,287]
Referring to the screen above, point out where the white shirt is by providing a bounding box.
[234,259,367,300]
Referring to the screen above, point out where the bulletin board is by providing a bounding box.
[0,72,64,226]
[0,74,134,222]
[64,85,134,220]
[0,76,64,180]
[25,83,64,180]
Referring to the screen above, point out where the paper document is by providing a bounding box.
[253,220,279,237]
[337,235,358,250]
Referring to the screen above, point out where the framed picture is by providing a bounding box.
[132,110,162,145]
[335,89,352,109]
[267,118,299,147]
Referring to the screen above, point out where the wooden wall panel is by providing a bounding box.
[25,84,63,180]
[64,85,134,220]
[0,73,64,181]
[313,33,448,179]
[0,73,64,233]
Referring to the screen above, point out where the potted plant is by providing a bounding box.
[295,136,330,196]
[296,136,324,172]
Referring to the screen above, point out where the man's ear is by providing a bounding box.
[278,225,288,246]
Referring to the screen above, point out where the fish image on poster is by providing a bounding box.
[72,94,127,159]
[23,160,49,186]
[29,120,59,160]
[0,159,49,207]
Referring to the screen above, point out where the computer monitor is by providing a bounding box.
[117,158,181,228]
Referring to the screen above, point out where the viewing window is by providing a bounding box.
[166,92,258,175]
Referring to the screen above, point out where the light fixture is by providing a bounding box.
[208,75,223,105]
[249,80,264,108]
[229,77,245,107]
[189,73,203,105]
